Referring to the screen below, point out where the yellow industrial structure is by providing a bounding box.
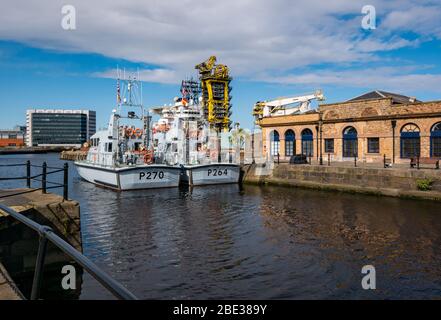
[195,56,232,131]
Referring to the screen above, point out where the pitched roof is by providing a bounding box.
[347,90,421,104]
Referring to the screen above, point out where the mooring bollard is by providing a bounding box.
[42,162,47,194]
[26,160,31,188]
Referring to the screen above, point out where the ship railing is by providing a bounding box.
[0,203,137,300]
[0,161,69,200]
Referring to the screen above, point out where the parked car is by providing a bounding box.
[289,154,308,164]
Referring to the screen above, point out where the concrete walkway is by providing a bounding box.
[0,188,81,247]
[0,188,66,212]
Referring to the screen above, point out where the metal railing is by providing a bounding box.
[0,203,137,300]
[0,161,69,200]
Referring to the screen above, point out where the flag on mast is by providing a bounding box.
[117,79,121,103]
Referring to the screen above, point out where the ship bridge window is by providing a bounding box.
[105,142,112,152]
[91,138,100,147]
[431,122,441,158]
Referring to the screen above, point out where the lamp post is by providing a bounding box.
[391,120,397,164]
[318,122,323,165]
[251,126,255,164]
[315,125,319,163]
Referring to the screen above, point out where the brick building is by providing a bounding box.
[259,91,441,164]
[0,128,25,147]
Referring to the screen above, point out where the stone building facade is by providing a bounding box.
[259,91,441,164]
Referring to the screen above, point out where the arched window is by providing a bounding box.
[301,129,313,156]
[342,126,358,157]
[431,122,441,158]
[285,130,295,156]
[400,123,420,158]
[269,130,280,156]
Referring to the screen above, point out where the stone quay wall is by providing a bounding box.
[242,163,441,201]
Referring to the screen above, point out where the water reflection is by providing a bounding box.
[2,153,441,299]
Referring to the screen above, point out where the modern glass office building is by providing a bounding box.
[26,109,96,147]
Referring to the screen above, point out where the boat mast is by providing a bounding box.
[115,68,146,162]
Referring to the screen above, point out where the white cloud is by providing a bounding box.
[94,68,180,84]
[260,67,441,93]
[381,5,441,38]
[0,0,440,85]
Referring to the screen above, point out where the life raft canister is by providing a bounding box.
[144,150,154,164]
[125,127,134,138]
[134,128,143,138]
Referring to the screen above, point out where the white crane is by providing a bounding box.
[253,90,325,123]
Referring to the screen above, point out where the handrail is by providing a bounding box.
[0,203,138,300]
[0,161,69,200]
[0,164,27,167]
[0,177,28,181]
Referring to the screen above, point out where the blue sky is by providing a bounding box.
[1,0,441,130]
